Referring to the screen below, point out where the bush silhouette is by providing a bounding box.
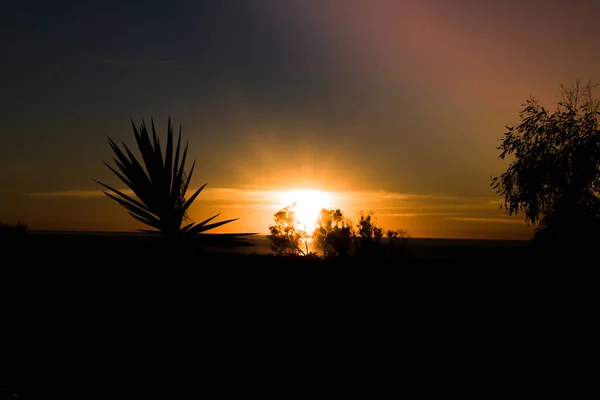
[0,221,30,239]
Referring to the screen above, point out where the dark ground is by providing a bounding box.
[5,230,537,263]
[3,231,593,400]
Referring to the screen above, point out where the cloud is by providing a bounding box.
[377,212,460,218]
[337,189,501,212]
[343,191,470,202]
[446,217,525,225]
[214,202,275,210]
[27,187,509,221]
[99,59,178,67]
[28,189,110,198]
[26,187,281,209]
[27,187,258,199]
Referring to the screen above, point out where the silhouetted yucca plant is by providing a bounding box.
[95,117,239,239]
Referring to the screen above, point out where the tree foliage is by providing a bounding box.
[491,80,600,249]
[354,211,384,257]
[268,205,410,260]
[313,208,353,258]
[266,203,312,256]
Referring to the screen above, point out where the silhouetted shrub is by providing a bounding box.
[0,222,31,254]
[0,221,30,238]
[384,229,410,258]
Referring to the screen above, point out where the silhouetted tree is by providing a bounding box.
[313,209,410,259]
[267,203,312,256]
[268,204,411,260]
[313,208,353,258]
[354,211,383,257]
[491,80,600,255]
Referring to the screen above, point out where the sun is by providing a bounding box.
[281,189,333,232]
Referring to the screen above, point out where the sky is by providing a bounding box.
[2,0,600,239]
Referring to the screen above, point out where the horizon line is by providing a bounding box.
[28,229,531,242]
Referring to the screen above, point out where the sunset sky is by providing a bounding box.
[2,0,600,239]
